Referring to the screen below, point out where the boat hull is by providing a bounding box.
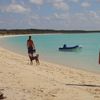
[59,45,81,51]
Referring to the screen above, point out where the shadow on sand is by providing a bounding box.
[65,83,100,88]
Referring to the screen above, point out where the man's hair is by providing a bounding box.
[29,36,31,39]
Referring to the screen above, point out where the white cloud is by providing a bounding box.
[89,11,99,18]
[21,14,40,26]
[87,11,100,24]
[29,14,40,21]
[74,13,88,22]
[1,4,30,13]
[74,11,100,23]
[53,13,69,20]
[38,12,70,21]
[52,0,69,11]
[81,2,91,8]
[29,0,44,5]
[41,11,100,30]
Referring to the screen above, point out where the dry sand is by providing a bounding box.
[0,46,100,100]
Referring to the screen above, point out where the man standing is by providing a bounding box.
[27,36,40,65]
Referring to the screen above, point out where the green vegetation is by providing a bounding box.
[0,29,100,35]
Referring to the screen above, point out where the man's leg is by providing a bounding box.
[29,53,33,64]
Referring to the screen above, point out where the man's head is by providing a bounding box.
[29,36,31,40]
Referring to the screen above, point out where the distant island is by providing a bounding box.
[0,29,100,35]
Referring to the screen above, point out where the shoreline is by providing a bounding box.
[0,34,100,75]
[0,46,100,99]
[1,44,100,75]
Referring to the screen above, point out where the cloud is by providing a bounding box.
[29,0,44,5]
[52,13,69,20]
[69,11,100,30]
[21,14,40,26]
[81,2,91,8]
[52,0,69,11]
[89,11,99,18]
[22,11,100,30]
[36,12,70,21]
[0,4,30,13]
[86,11,100,24]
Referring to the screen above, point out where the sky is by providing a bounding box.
[0,0,100,30]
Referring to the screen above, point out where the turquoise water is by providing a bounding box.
[0,33,100,73]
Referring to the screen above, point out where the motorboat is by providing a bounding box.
[59,44,82,51]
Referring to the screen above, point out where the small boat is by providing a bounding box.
[59,45,82,51]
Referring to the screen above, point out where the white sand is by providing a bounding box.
[0,46,100,100]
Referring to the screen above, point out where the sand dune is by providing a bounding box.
[0,47,100,100]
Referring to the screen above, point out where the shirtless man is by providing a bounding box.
[27,36,40,65]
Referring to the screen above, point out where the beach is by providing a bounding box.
[0,42,100,100]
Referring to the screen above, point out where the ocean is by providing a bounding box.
[0,33,100,73]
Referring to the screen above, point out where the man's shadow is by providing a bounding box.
[65,83,100,87]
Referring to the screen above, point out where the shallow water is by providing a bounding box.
[0,33,100,73]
